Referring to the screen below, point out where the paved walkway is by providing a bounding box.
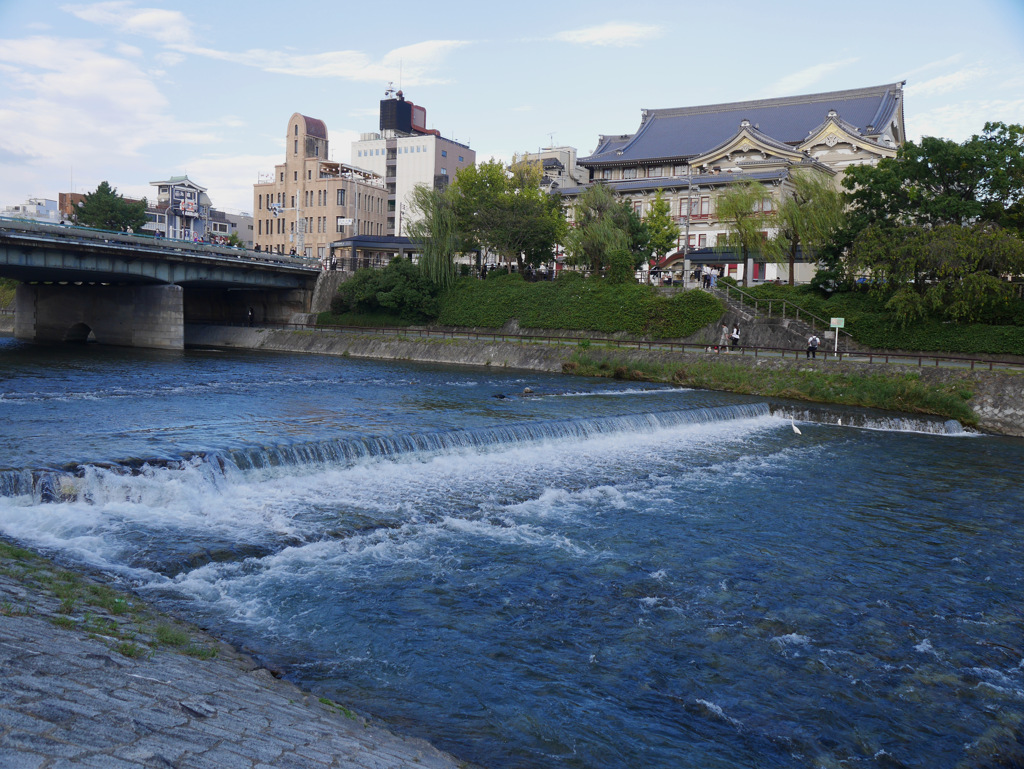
[0,544,476,768]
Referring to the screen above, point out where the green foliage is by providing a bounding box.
[850,224,1024,325]
[606,248,636,284]
[715,180,771,286]
[226,232,245,247]
[566,354,977,424]
[843,122,1024,236]
[644,190,678,260]
[448,157,566,270]
[438,274,723,338]
[742,283,1024,356]
[332,258,441,323]
[408,184,460,291]
[565,184,649,273]
[764,170,847,285]
[75,181,148,232]
[0,277,17,308]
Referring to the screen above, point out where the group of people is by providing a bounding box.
[693,264,721,289]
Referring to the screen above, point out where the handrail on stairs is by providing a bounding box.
[714,283,853,340]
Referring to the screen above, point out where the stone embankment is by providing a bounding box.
[0,543,476,769]
[186,325,1024,437]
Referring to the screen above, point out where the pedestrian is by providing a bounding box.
[731,325,740,350]
[247,307,254,327]
[807,333,820,358]
[718,323,729,352]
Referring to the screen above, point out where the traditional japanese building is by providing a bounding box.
[566,82,906,282]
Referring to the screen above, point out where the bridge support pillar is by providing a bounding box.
[15,283,184,349]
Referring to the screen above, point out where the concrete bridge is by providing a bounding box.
[0,218,322,349]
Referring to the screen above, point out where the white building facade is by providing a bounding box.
[351,90,474,236]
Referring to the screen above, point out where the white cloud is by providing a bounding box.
[62,1,196,46]
[765,58,861,96]
[64,1,468,85]
[173,153,282,213]
[0,35,218,165]
[910,99,1024,142]
[552,22,661,47]
[906,68,986,97]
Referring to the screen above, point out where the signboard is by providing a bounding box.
[336,218,354,226]
[830,317,845,328]
[172,188,198,218]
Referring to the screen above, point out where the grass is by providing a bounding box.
[318,696,357,720]
[564,352,978,425]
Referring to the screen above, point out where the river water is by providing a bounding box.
[1,336,1023,769]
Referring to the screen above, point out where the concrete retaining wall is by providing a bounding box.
[17,283,184,349]
[185,325,1024,437]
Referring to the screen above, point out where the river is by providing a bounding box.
[1,336,1022,768]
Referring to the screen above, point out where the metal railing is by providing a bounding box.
[194,320,1023,372]
[714,282,853,341]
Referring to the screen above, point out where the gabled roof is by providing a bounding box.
[581,82,905,166]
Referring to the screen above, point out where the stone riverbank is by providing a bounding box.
[187,325,1024,437]
[0,541,477,769]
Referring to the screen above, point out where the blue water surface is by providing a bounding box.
[1,336,1022,768]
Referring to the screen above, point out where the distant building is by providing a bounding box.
[351,89,475,236]
[0,197,62,223]
[564,82,905,283]
[253,114,389,264]
[521,147,588,191]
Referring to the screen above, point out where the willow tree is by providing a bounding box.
[565,183,648,276]
[715,180,770,287]
[408,184,460,291]
[764,169,846,285]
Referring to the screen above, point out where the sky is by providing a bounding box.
[1,0,1023,215]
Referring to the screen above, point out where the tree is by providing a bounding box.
[75,181,147,232]
[564,183,649,275]
[408,184,460,291]
[643,189,679,264]
[843,122,1024,235]
[764,170,847,285]
[715,180,770,287]
[447,157,565,272]
[849,223,1024,324]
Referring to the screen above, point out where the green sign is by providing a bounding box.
[830,317,845,328]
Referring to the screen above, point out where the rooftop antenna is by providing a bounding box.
[547,132,556,148]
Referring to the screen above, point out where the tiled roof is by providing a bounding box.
[302,116,328,140]
[581,82,904,166]
[556,169,789,197]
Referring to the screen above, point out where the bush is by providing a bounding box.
[332,258,441,324]
[438,273,724,338]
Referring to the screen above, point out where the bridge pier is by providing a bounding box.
[15,284,184,349]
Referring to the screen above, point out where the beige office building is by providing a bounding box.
[253,114,388,265]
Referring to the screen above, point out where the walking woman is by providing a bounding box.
[731,325,740,350]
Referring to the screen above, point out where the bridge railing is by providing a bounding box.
[0,217,320,270]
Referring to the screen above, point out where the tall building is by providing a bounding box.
[253,114,388,263]
[563,82,905,283]
[351,89,475,236]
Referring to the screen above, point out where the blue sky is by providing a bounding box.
[1,0,1022,214]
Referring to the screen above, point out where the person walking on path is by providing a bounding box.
[247,307,254,327]
[730,325,740,350]
[807,333,820,358]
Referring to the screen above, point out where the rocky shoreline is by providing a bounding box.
[0,540,476,768]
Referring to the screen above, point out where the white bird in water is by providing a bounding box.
[791,419,802,435]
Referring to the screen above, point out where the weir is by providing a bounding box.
[1,404,771,503]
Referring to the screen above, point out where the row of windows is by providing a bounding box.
[355,146,465,163]
[604,164,691,181]
[257,188,349,210]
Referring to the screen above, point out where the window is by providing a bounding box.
[336,216,346,232]
[258,196,262,210]
[318,246,325,260]
[623,168,637,179]
[458,156,464,162]
[337,188,345,206]
[649,166,662,178]
[441,168,447,175]
[294,124,298,136]
[633,200,643,215]
[280,172,284,182]
[294,171,298,181]
[441,150,447,157]
[673,165,687,176]
[699,234,707,248]
[258,220,262,235]
[308,170,312,180]
[294,139,298,154]
[602,169,612,180]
